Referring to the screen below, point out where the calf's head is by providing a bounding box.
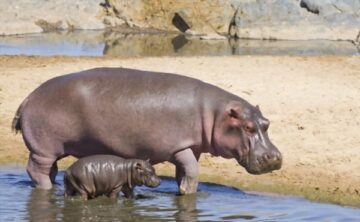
[132,160,161,187]
[213,102,282,174]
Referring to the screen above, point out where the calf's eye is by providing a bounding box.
[244,126,253,132]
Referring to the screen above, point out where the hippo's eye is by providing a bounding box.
[260,118,270,131]
[263,123,269,131]
[245,126,252,132]
[244,122,255,133]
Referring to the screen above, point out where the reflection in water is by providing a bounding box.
[0,31,358,56]
[171,34,189,52]
[25,176,204,222]
[173,194,199,222]
[103,33,360,57]
[1,167,360,222]
[27,189,58,222]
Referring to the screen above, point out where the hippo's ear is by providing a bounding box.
[229,108,240,118]
[135,162,144,171]
[227,108,242,126]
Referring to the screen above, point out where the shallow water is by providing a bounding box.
[0,166,359,221]
[0,31,359,57]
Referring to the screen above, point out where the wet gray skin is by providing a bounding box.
[64,155,160,200]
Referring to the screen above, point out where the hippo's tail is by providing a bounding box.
[11,97,28,134]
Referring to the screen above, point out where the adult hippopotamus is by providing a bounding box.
[12,67,282,194]
[64,155,160,200]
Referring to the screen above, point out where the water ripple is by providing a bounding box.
[0,167,359,222]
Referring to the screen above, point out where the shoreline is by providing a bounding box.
[1,55,359,207]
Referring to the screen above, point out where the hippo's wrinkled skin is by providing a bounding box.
[64,155,160,200]
[12,68,282,194]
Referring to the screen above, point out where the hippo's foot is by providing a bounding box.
[179,176,198,195]
[172,149,199,195]
[108,192,119,199]
[81,193,89,201]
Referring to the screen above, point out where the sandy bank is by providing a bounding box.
[0,55,359,207]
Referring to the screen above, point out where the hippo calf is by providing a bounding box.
[64,155,160,200]
[12,67,282,194]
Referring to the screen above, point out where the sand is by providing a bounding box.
[0,55,359,207]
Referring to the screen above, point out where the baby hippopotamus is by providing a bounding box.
[64,155,161,200]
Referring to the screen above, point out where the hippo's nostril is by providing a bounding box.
[262,153,271,163]
[262,152,282,165]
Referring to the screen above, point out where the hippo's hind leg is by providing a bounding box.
[171,148,199,195]
[64,172,89,199]
[64,173,76,197]
[22,124,64,189]
[27,152,57,190]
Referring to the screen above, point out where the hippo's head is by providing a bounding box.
[213,101,282,174]
[132,160,161,187]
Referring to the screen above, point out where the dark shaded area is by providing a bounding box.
[300,0,320,14]
[172,13,190,32]
[171,34,189,52]
[222,214,257,220]
[99,0,111,9]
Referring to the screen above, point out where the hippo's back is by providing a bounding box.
[66,155,125,177]
[19,67,240,162]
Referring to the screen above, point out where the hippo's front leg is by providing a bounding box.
[171,149,199,195]
[121,185,135,199]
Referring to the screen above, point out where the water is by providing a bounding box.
[0,166,359,221]
[0,31,359,57]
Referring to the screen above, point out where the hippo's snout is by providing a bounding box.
[261,150,282,171]
[239,142,282,175]
[147,176,161,188]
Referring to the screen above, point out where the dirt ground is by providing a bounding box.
[0,55,359,207]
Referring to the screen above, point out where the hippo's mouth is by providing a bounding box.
[237,152,282,175]
[236,138,265,174]
[237,134,282,175]
[237,157,261,175]
[237,157,274,175]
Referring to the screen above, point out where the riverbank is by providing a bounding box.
[0,55,359,207]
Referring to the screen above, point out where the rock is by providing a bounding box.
[0,0,359,43]
[35,20,67,32]
[200,34,227,40]
[105,0,359,41]
[105,0,236,35]
[0,0,105,35]
[231,0,360,41]
[300,0,360,17]
[184,30,205,36]
[172,12,191,33]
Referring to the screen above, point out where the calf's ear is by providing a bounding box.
[135,162,143,171]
